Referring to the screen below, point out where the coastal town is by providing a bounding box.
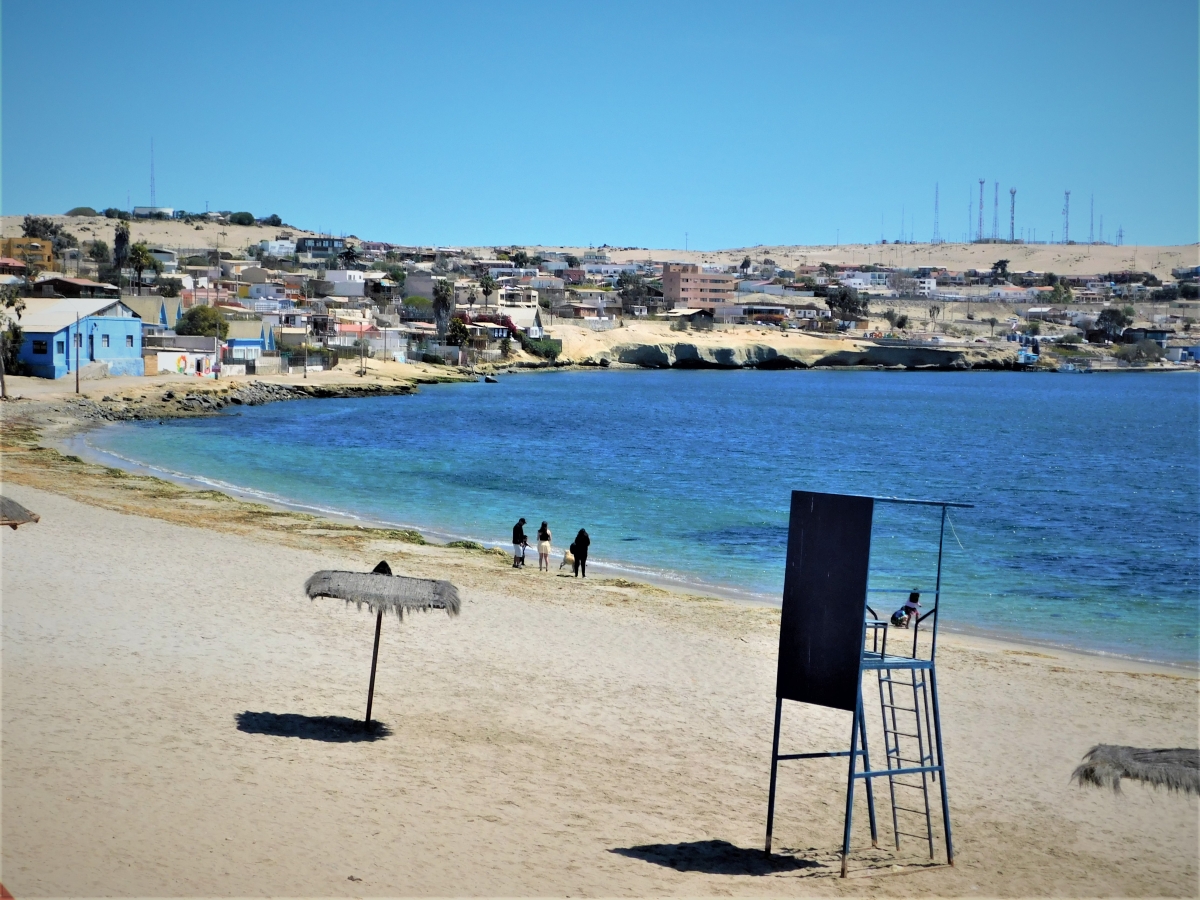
[1,210,1197,386]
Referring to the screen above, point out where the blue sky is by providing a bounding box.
[3,0,1196,248]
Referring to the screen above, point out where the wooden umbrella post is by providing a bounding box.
[365,609,383,724]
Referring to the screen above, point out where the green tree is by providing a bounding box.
[158,278,182,298]
[261,214,282,227]
[337,244,361,269]
[510,248,530,269]
[88,239,110,263]
[740,256,752,274]
[127,243,156,295]
[1095,307,1132,338]
[985,316,999,335]
[1115,340,1165,363]
[229,211,255,226]
[564,254,579,268]
[432,279,455,338]
[991,259,1011,282]
[175,305,229,339]
[826,286,868,320]
[66,206,98,217]
[446,317,470,346]
[479,273,497,310]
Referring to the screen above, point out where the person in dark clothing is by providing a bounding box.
[512,518,527,568]
[572,528,590,577]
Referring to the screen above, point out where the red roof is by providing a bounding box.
[0,257,28,268]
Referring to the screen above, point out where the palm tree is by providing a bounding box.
[432,279,454,339]
[128,243,155,296]
[479,273,496,311]
[467,288,478,311]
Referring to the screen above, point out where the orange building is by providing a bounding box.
[1,237,55,270]
[662,263,737,309]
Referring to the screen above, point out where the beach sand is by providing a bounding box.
[2,414,1197,897]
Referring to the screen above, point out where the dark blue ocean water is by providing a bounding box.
[89,370,1200,665]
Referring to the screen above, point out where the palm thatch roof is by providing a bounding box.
[1072,744,1200,795]
[0,496,40,529]
[304,564,460,621]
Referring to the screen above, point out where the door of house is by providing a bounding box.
[88,334,94,361]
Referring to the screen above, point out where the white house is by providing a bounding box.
[915,277,937,296]
[325,269,366,297]
[260,239,297,258]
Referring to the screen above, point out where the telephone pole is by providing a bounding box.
[977,179,985,241]
[932,183,942,244]
[991,182,999,241]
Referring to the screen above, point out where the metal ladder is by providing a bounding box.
[876,663,937,858]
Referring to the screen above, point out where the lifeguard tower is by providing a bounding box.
[763,490,970,876]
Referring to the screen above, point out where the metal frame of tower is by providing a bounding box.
[150,138,156,209]
[1062,191,1070,244]
[991,182,999,241]
[977,179,985,242]
[1089,195,1094,244]
[1009,188,1016,243]
[932,184,941,244]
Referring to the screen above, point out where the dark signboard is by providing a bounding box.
[775,491,874,711]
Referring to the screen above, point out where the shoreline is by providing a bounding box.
[35,388,1199,674]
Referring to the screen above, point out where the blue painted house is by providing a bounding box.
[123,296,184,336]
[224,318,276,358]
[18,298,144,379]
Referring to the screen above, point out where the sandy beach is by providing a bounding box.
[1,388,1197,897]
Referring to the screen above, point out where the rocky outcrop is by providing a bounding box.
[608,340,1016,371]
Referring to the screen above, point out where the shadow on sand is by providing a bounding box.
[610,840,823,876]
[235,711,391,742]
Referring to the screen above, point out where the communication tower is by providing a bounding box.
[1009,188,1016,242]
[1089,195,1094,244]
[150,138,156,209]
[1116,225,1124,246]
[977,179,985,241]
[1062,191,1071,244]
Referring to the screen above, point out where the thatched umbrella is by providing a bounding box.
[304,560,460,724]
[1072,744,1200,795]
[0,496,40,529]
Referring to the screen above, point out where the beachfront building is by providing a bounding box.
[224,319,276,359]
[662,263,737,309]
[16,298,143,379]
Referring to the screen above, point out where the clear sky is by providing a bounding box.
[3,0,1196,248]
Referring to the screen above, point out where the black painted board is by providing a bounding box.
[775,491,874,711]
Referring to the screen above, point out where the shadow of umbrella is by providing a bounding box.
[610,840,823,875]
[304,560,460,725]
[236,711,391,742]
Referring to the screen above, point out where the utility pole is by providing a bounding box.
[992,182,999,241]
[1009,188,1016,243]
[932,183,941,244]
[977,179,985,242]
[75,313,80,394]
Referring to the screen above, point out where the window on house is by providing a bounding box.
[56,340,65,354]
[102,334,110,348]
[32,340,48,354]
[75,334,82,347]
[126,334,134,347]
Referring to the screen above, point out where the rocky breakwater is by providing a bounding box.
[50,379,420,424]
[604,336,1017,370]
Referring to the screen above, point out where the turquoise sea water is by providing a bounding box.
[89,370,1199,665]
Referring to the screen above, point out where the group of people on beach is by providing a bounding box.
[512,518,590,577]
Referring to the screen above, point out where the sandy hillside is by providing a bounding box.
[1,435,1196,896]
[528,242,1198,280]
[6,214,1193,278]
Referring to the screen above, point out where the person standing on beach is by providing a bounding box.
[573,528,590,578]
[512,518,527,568]
[537,521,552,572]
